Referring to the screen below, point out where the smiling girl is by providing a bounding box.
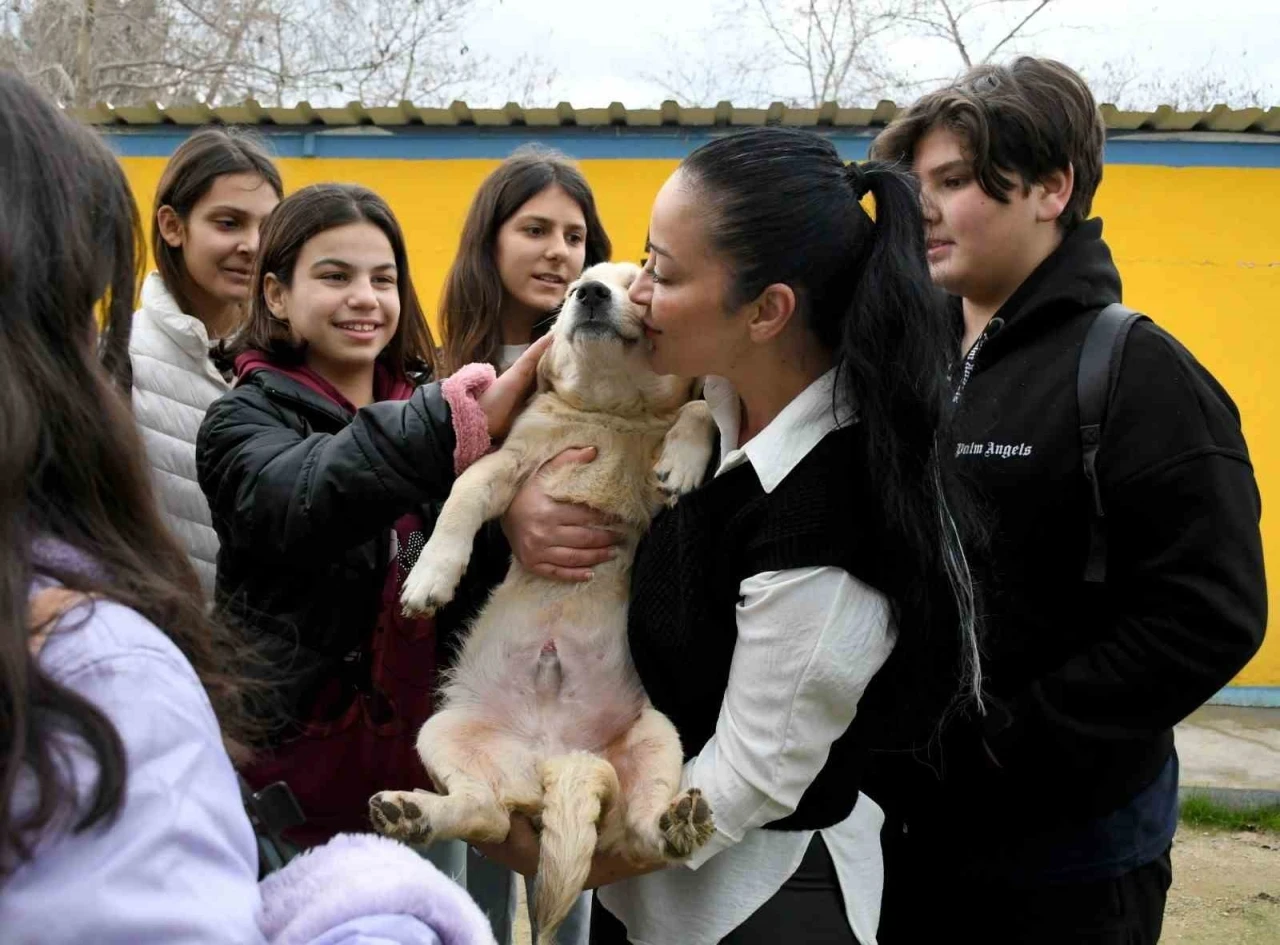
[196,183,548,853]
[129,129,283,593]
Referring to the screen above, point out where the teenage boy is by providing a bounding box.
[866,57,1267,943]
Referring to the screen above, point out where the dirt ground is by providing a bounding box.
[1163,823,1280,944]
[514,823,1279,944]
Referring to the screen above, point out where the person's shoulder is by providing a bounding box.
[131,275,209,350]
[747,427,868,538]
[1118,317,1242,423]
[126,301,169,354]
[38,597,203,693]
[770,426,866,502]
[203,372,287,423]
[1102,315,1250,482]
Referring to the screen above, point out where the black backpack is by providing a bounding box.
[1078,303,1149,583]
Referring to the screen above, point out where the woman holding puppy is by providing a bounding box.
[436,145,614,944]
[496,127,982,944]
[196,183,548,853]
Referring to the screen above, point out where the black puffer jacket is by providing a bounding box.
[196,369,507,730]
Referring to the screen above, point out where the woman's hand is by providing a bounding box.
[502,447,622,582]
[583,849,667,889]
[472,814,541,878]
[478,333,553,439]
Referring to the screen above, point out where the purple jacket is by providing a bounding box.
[2,584,495,945]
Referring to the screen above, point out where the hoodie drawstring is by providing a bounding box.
[951,317,1005,405]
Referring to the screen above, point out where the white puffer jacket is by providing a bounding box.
[129,273,229,593]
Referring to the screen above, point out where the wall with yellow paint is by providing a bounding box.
[118,154,1280,686]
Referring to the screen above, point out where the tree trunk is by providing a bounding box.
[75,0,96,106]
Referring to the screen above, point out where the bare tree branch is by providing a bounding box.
[1,0,557,107]
[982,0,1052,62]
[647,0,1063,106]
[1086,55,1274,110]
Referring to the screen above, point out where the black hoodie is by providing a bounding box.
[869,219,1267,837]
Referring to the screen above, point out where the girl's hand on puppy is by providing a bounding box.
[477,332,553,439]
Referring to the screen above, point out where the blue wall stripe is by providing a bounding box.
[1207,685,1280,708]
[98,125,1280,168]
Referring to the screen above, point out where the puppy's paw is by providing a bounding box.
[369,789,434,844]
[400,557,460,616]
[654,402,715,506]
[657,788,715,859]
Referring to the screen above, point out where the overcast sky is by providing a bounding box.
[463,0,1279,108]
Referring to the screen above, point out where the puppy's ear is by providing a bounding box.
[536,339,559,393]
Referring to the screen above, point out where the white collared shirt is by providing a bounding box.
[598,367,894,944]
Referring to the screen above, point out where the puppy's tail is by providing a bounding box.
[534,752,618,945]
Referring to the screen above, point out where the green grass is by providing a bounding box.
[1179,794,1280,832]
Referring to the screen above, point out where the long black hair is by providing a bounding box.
[0,71,257,877]
[680,127,982,734]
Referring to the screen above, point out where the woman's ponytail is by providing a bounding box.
[682,129,983,740]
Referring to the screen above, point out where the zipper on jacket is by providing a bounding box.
[259,378,354,427]
[951,317,1005,405]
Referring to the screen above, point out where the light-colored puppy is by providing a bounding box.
[370,261,716,944]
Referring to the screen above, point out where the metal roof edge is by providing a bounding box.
[66,100,1280,135]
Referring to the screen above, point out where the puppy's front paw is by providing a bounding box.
[658,788,715,859]
[369,789,434,844]
[400,556,460,616]
[654,402,715,506]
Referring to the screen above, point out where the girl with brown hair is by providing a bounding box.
[197,182,547,856]
[439,144,611,376]
[129,128,282,592]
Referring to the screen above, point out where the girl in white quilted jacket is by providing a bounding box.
[129,129,283,593]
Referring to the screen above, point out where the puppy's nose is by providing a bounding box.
[575,281,611,309]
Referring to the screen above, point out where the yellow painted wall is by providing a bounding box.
[1094,165,1279,686]
[119,155,1280,686]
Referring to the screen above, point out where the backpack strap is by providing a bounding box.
[1078,303,1148,583]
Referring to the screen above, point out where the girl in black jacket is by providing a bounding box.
[197,183,547,847]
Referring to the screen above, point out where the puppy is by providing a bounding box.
[370,261,716,944]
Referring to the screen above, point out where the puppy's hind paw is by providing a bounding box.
[658,788,715,859]
[369,790,434,845]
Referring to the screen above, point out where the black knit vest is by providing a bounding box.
[628,424,890,831]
